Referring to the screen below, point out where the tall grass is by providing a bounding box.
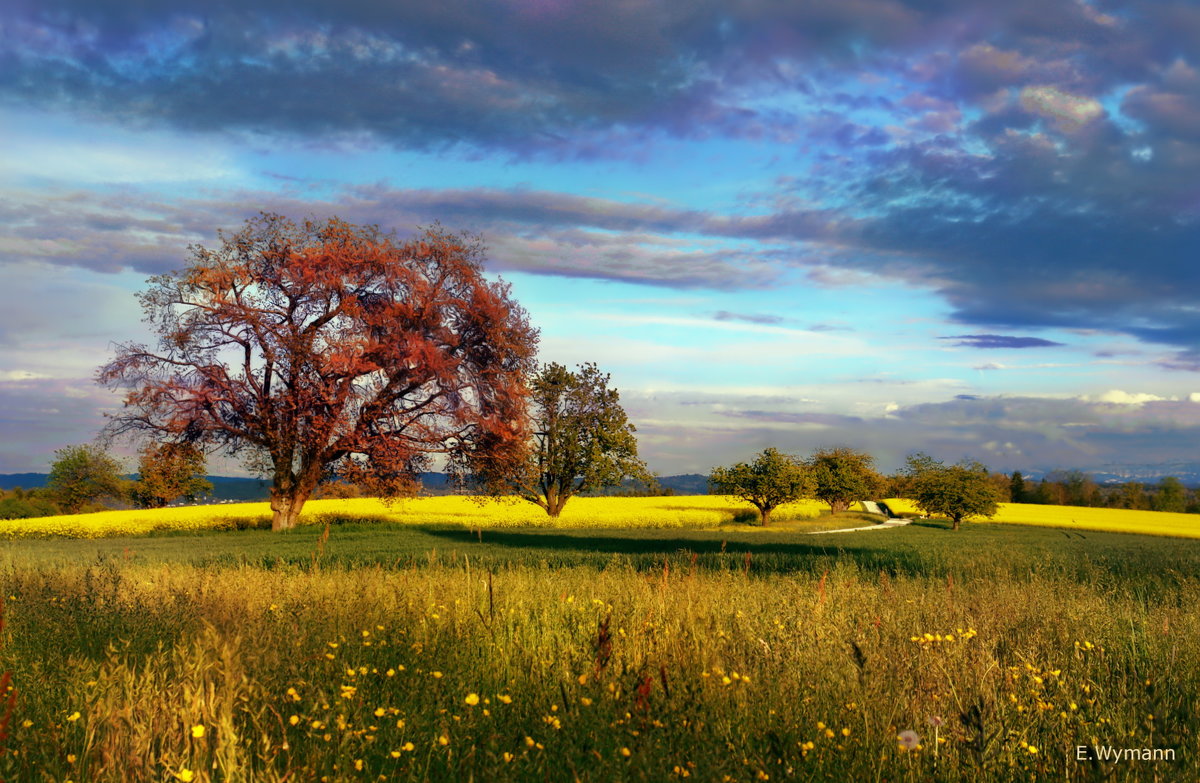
[3,541,1198,781]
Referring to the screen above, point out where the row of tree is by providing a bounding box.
[1007,471,1198,513]
[709,447,1000,529]
[0,443,212,520]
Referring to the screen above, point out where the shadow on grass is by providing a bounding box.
[413,526,935,577]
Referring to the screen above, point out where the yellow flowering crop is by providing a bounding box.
[885,498,1200,539]
[0,495,827,540]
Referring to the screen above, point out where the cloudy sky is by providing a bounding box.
[3,0,1200,476]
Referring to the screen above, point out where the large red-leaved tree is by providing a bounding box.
[98,214,538,531]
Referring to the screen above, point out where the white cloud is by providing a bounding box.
[1089,389,1167,405]
[0,370,50,381]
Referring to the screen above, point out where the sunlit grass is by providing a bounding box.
[4,542,1198,782]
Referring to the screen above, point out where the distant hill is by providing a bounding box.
[0,472,714,500]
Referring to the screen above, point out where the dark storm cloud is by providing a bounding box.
[0,0,1166,153]
[5,0,1200,361]
[942,334,1065,349]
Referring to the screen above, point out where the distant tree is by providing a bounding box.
[130,442,213,508]
[1009,471,1026,503]
[1111,481,1149,510]
[709,448,814,526]
[46,444,126,513]
[1152,476,1188,513]
[98,215,538,531]
[0,489,60,520]
[1043,469,1097,506]
[904,453,1002,531]
[481,362,650,517]
[806,447,882,513]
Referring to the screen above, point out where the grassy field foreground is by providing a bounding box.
[2,523,1199,782]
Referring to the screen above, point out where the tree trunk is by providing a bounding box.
[952,514,962,531]
[760,506,772,526]
[547,492,568,517]
[270,489,308,531]
[830,499,849,513]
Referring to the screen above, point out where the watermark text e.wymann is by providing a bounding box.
[1077,745,1177,762]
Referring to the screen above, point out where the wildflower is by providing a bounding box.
[525,736,536,748]
[621,747,632,757]
[503,752,514,762]
[390,751,401,758]
[897,730,920,750]
[498,694,512,704]
[66,711,81,722]
[175,770,195,783]
[756,771,770,781]
[465,693,480,706]
[191,724,205,739]
[927,715,944,727]
[432,671,443,679]
[580,697,593,706]
[841,727,851,737]
[1028,745,1039,755]
[438,734,450,746]
[402,742,415,752]
[354,759,364,771]
[67,754,76,763]
[386,669,395,677]
[289,715,300,726]
[374,707,386,717]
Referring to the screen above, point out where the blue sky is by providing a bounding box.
[3,0,1200,476]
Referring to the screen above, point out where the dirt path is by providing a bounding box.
[811,519,912,534]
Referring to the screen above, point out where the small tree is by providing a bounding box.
[806,447,882,513]
[130,442,214,508]
[484,362,649,517]
[47,444,126,513]
[98,215,537,531]
[905,453,1001,530]
[709,448,813,526]
[1009,471,1026,503]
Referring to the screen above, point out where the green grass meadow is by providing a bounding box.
[3,519,1200,781]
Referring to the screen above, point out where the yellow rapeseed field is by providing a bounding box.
[5,494,1196,540]
[884,497,1200,539]
[0,495,829,539]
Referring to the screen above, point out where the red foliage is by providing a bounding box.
[99,214,538,530]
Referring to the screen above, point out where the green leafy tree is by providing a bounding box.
[46,444,126,513]
[905,453,1002,531]
[1111,481,1148,510]
[1153,476,1188,513]
[0,488,61,520]
[709,448,813,526]
[1009,471,1026,503]
[806,447,882,513]
[130,442,214,508]
[485,362,650,517]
